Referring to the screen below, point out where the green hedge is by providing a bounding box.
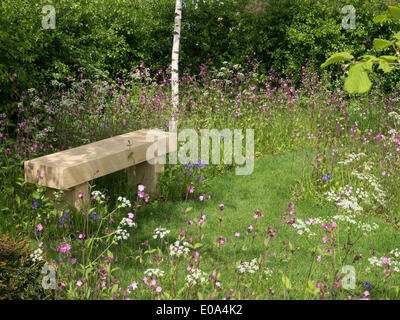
[0,0,398,112]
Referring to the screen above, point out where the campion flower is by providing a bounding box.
[219,204,224,211]
[59,243,71,253]
[253,210,264,219]
[217,237,226,245]
[130,282,138,290]
[76,280,83,287]
[189,184,194,193]
[153,227,170,239]
[198,215,206,224]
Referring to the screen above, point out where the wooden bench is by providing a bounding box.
[24,129,176,210]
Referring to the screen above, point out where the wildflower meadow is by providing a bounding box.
[1,0,400,303]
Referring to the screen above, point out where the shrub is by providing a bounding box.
[0,234,51,300]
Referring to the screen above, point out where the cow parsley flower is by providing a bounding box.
[186,269,208,285]
[153,227,170,239]
[121,217,136,228]
[117,196,131,208]
[237,258,259,274]
[30,248,43,262]
[115,228,129,241]
[144,268,165,278]
[169,240,190,257]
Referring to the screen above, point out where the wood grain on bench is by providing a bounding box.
[24,129,176,210]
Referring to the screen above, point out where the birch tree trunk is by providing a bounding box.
[171,0,182,119]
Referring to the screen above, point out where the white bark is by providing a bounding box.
[171,0,182,119]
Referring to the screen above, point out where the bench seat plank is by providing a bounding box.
[24,129,175,190]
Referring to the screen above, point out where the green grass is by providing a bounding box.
[88,148,399,299]
[12,147,400,299]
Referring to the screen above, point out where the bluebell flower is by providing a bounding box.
[322,173,331,181]
[363,281,372,289]
[32,200,38,209]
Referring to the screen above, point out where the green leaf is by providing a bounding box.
[394,32,400,41]
[32,191,41,199]
[344,63,372,94]
[361,61,373,72]
[379,55,397,62]
[373,39,393,49]
[111,284,119,294]
[389,6,400,20]
[378,60,393,73]
[15,194,21,207]
[359,55,377,62]
[321,52,354,68]
[162,291,171,300]
[373,14,391,24]
[177,286,187,297]
[282,275,292,290]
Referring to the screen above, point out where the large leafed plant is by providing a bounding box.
[321,5,400,94]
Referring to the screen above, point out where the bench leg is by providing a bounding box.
[46,182,89,212]
[127,158,164,195]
